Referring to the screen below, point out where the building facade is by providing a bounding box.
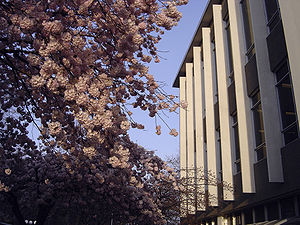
[174,0,300,224]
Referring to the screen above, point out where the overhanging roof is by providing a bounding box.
[173,0,222,88]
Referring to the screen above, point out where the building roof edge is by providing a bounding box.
[172,0,221,88]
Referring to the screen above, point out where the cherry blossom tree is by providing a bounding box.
[0,142,180,225]
[0,0,189,224]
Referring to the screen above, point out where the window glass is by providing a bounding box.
[252,91,266,161]
[283,125,298,145]
[256,146,267,161]
[244,209,253,224]
[212,41,218,101]
[281,197,295,218]
[232,114,241,173]
[264,0,280,31]
[217,130,223,181]
[241,0,255,59]
[277,76,296,129]
[203,117,207,143]
[276,60,299,145]
[225,20,234,80]
[276,61,289,82]
[252,94,265,146]
[267,202,279,220]
[255,205,265,223]
[265,0,279,21]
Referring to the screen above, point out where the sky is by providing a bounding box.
[128,0,209,160]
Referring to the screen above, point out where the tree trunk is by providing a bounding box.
[35,203,53,225]
[6,192,26,225]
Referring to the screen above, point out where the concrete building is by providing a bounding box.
[174,0,300,224]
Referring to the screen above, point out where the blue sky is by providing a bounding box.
[128,0,209,160]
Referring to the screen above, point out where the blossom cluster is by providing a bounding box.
[0,0,188,224]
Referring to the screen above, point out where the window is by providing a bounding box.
[251,90,266,161]
[224,13,234,83]
[203,117,207,143]
[281,197,295,219]
[212,40,219,102]
[255,205,265,223]
[240,0,255,60]
[275,60,299,145]
[217,129,223,181]
[235,213,242,225]
[264,0,281,32]
[244,208,253,224]
[232,113,241,173]
[267,202,280,220]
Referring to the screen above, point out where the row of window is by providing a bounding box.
[225,0,299,173]
[198,0,299,177]
[202,195,300,225]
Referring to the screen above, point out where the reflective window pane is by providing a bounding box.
[277,76,296,129]
[284,124,299,145]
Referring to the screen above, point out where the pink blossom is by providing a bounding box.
[169,128,178,137]
[48,121,62,136]
[5,168,11,175]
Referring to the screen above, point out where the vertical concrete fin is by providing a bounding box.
[193,46,206,210]
[249,0,284,182]
[179,76,188,217]
[203,27,219,206]
[213,4,235,200]
[186,63,196,214]
[228,0,256,193]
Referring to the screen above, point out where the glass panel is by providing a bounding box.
[233,114,238,124]
[265,0,279,22]
[255,205,265,223]
[203,117,207,143]
[284,123,299,145]
[252,91,261,105]
[268,13,280,32]
[281,197,295,219]
[226,24,234,76]
[241,0,254,52]
[234,125,240,160]
[256,145,266,161]
[253,103,265,146]
[267,202,279,220]
[212,41,218,100]
[218,136,222,172]
[235,161,241,173]
[276,61,289,82]
[244,209,253,224]
[277,76,297,129]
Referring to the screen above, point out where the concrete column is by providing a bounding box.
[227,0,256,193]
[203,27,218,206]
[241,212,245,225]
[193,46,206,211]
[213,4,235,201]
[249,0,284,183]
[278,201,282,219]
[279,0,300,124]
[217,216,224,225]
[186,63,196,214]
[232,216,236,225]
[223,217,229,225]
[179,76,188,217]
[264,205,268,221]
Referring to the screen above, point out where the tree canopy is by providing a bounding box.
[0,0,188,224]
